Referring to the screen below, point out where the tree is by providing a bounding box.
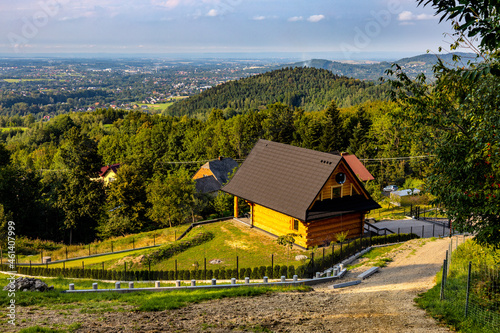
[147,169,197,228]
[57,127,104,244]
[388,1,500,245]
[276,233,297,260]
[100,164,148,238]
[320,100,345,152]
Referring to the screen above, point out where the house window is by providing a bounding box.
[293,219,299,231]
[331,185,343,198]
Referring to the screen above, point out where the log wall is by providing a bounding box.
[252,204,365,249]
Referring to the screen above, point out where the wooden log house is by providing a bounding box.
[222,140,380,248]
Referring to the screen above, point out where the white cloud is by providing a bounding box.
[253,15,266,21]
[288,16,303,22]
[207,9,219,17]
[398,11,434,21]
[307,14,325,23]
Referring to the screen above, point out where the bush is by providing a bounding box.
[146,231,214,264]
[280,265,287,278]
[266,266,273,279]
[288,265,295,278]
[259,266,266,278]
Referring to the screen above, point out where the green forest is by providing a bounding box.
[0,94,430,245]
[166,67,390,117]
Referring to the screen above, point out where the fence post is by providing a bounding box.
[133,238,135,250]
[310,251,314,278]
[398,228,400,243]
[89,244,91,256]
[322,248,325,267]
[331,242,335,267]
[111,242,113,253]
[340,242,343,261]
[175,259,178,280]
[465,261,472,318]
[41,250,43,263]
[124,262,127,280]
[236,256,239,280]
[66,247,68,260]
[29,260,31,275]
[153,234,156,246]
[440,258,447,300]
[422,225,425,238]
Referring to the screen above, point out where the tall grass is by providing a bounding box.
[416,239,500,333]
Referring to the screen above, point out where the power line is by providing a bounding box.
[359,155,435,162]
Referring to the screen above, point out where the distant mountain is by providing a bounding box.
[289,52,478,81]
[166,66,390,118]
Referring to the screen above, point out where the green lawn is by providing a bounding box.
[0,127,28,132]
[18,224,189,264]
[137,221,308,272]
[0,273,310,313]
[69,220,309,272]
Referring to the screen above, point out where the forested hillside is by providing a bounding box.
[166,67,389,118]
[0,100,432,245]
[290,52,478,81]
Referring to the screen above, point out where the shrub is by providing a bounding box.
[146,231,214,264]
[259,266,266,278]
[288,265,295,278]
[266,266,273,279]
[280,265,287,278]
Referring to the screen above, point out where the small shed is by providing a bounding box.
[222,140,380,248]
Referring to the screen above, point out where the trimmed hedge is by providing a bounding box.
[5,233,418,282]
[146,231,214,264]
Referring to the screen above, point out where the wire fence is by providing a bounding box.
[439,235,500,332]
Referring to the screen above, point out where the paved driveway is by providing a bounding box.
[367,218,452,238]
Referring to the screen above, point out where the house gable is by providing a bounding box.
[222,140,342,221]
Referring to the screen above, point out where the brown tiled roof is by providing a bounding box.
[342,153,375,181]
[222,140,339,221]
[222,140,379,221]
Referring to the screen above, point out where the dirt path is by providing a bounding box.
[10,238,453,332]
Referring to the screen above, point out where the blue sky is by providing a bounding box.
[0,0,456,60]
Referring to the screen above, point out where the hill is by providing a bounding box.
[166,66,390,118]
[291,52,478,81]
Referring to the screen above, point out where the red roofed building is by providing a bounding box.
[99,163,121,186]
[341,153,374,181]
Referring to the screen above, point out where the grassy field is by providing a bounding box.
[415,239,500,333]
[17,220,309,272]
[18,225,189,264]
[74,220,308,272]
[3,79,46,83]
[367,203,445,221]
[0,127,28,132]
[0,273,310,332]
[128,221,308,271]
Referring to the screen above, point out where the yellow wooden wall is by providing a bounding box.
[251,204,309,248]
[251,204,365,248]
[310,161,366,207]
[192,167,213,180]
